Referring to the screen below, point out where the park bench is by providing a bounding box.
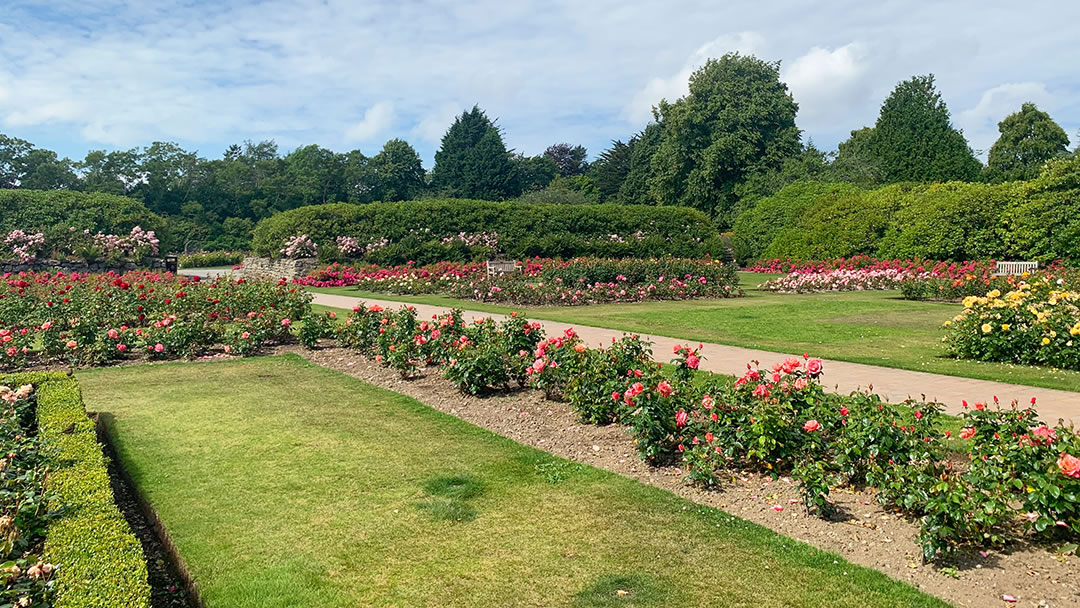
[993,261,1038,276]
[486,259,519,277]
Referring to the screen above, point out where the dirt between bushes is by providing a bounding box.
[285,344,1078,608]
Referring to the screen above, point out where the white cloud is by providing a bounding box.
[782,43,873,133]
[413,103,464,144]
[345,101,395,142]
[624,32,766,123]
[956,83,1057,156]
[0,0,1078,163]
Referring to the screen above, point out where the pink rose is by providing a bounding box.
[675,410,689,428]
[107,329,119,339]
[657,381,673,398]
[281,318,291,327]
[154,343,164,353]
[1058,453,1080,479]
[794,377,808,390]
[752,384,770,399]
[686,354,700,369]
[806,359,823,376]
[1033,425,1057,443]
[116,344,127,352]
[803,419,821,432]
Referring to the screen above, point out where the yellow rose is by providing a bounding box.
[1001,324,1010,331]
[962,296,978,309]
[1042,337,1051,345]
[988,289,1001,298]
[981,323,993,334]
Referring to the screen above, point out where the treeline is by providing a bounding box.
[1,52,1076,251]
[733,154,1080,263]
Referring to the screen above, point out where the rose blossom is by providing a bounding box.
[803,419,821,432]
[1058,453,1080,479]
[806,359,823,376]
[675,410,689,428]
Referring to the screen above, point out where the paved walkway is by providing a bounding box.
[309,292,1080,423]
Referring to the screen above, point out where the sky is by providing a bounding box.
[1,0,1078,167]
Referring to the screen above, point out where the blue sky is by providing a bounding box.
[1,0,1078,167]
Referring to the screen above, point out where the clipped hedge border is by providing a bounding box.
[4,371,151,608]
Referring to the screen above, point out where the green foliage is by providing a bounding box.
[543,143,589,177]
[370,139,426,202]
[588,140,633,201]
[431,106,520,200]
[21,373,152,608]
[829,128,883,187]
[618,124,663,205]
[511,153,558,192]
[0,190,164,253]
[864,75,982,183]
[986,103,1071,183]
[732,182,860,263]
[877,182,1023,260]
[650,53,801,226]
[251,199,721,261]
[177,250,245,268]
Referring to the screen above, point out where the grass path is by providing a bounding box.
[306,272,1080,392]
[80,356,949,608]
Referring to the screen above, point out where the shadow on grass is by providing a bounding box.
[572,574,674,607]
[416,473,486,523]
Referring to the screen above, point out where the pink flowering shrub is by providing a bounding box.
[0,271,312,368]
[4,230,45,264]
[281,235,317,258]
[760,268,911,293]
[298,257,743,306]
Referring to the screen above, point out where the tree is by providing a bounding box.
[543,143,588,177]
[620,124,664,205]
[734,141,830,209]
[0,134,33,189]
[865,74,981,183]
[985,103,1070,182]
[370,139,426,201]
[511,153,558,192]
[431,106,520,200]
[649,53,801,226]
[588,140,633,201]
[829,128,884,187]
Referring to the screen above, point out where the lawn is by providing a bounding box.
[81,356,949,608]
[306,273,1080,392]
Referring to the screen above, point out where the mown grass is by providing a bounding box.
[80,356,950,608]
[306,272,1080,392]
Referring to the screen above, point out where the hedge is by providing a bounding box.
[251,199,722,263]
[734,155,1080,264]
[2,371,151,608]
[0,190,164,244]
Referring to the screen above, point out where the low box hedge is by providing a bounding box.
[4,371,151,608]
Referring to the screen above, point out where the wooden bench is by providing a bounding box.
[486,260,519,277]
[993,261,1038,276]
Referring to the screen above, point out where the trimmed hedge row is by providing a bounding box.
[251,199,723,263]
[733,156,1080,264]
[7,372,151,608]
[0,190,164,244]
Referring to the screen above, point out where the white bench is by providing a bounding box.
[486,260,519,277]
[993,261,1038,276]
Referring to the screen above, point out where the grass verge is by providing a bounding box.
[80,356,950,608]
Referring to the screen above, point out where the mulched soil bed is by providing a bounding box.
[288,343,1079,608]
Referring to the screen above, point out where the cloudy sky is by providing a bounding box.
[1,0,1077,166]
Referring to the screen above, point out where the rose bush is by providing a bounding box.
[944,278,1080,370]
[0,271,312,369]
[298,257,743,306]
[335,307,1080,562]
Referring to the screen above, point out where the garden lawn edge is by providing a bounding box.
[86,355,953,608]
[8,371,152,608]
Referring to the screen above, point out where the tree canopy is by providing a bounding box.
[649,53,802,226]
[986,102,1070,182]
[431,106,521,200]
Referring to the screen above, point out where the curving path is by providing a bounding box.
[308,291,1080,424]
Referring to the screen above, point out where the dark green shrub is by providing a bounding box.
[250,199,720,262]
[732,182,862,263]
[876,182,1024,260]
[0,190,165,255]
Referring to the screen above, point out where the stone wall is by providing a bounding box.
[241,257,319,280]
[1,258,169,275]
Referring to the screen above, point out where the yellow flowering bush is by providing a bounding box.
[944,278,1080,369]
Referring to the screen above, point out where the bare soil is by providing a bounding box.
[289,343,1079,608]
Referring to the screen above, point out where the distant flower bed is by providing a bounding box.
[759,268,910,293]
[0,271,310,369]
[746,255,945,274]
[296,257,744,305]
[3,226,159,265]
[945,277,1080,370]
